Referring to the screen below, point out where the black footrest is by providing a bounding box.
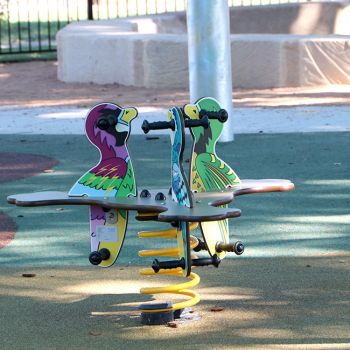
[192,254,221,268]
[152,258,186,273]
[89,248,110,265]
[142,119,175,134]
[193,238,208,252]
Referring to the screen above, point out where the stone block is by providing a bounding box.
[231,35,284,89]
[142,35,188,88]
[57,4,350,89]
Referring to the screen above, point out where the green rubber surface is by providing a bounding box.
[0,133,349,267]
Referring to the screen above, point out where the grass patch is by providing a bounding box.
[0,51,56,62]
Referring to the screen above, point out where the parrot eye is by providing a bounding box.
[193,109,197,114]
[96,118,109,130]
[96,115,117,130]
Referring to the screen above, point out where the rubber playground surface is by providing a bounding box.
[0,61,349,349]
[1,132,349,350]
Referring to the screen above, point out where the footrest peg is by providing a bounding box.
[216,241,245,255]
[152,258,185,273]
[89,248,111,265]
[192,254,221,268]
[193,238,208,252]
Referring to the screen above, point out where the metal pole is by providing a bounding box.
[87,0,93,20]
[187,0,234,142]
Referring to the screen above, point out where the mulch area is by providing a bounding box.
[1,60,350,108]
[0,212,16,249]
[0,152,58,248]
[0,152,58,183]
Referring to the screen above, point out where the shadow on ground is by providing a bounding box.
[0,258,349,350]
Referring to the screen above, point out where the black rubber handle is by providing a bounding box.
[152,258,185,273]
[185,115,209,129]
[89,248,111,265]
[216,241,244,255]
[142,120,175,134]
[192,255,221,268]
[199,109,228,123]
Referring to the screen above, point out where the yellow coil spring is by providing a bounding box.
[138,222,201,312]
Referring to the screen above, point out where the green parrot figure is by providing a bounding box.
[184,97,240,258]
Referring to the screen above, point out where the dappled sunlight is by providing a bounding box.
[303,179,350,186]
[0,267,149,303]
[0,273,86,303]
[290,3,322,34]
[231,343,350,349]
[36,110,88,120]
[234,85,350,107]
[236,327,295,339]
[245,247,350,258]
[39,169,80,177]
[90,310,140,318]
[109,300,145,308]
[283,287,350,300]
[61,279,153,296]
[199,286,259,301]
[0,73,11,79]
[335,5,350,35]
[235,95,350,108]
[3,61,350,108]
[0,256,349,346]
[118,307,271,341]
[278,214,350,224]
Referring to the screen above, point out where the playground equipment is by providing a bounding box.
[7,97,294,325]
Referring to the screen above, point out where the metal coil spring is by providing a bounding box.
[138,222,201,313]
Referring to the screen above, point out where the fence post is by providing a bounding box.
[87,0,93,20]
[187,0,234,142]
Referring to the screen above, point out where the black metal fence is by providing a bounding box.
[0,0,189,55]
[0,0,310,56]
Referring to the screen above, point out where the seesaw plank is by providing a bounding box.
[7,179,294,223]
[7,189,240,222]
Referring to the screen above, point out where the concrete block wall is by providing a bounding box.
[57,2,350,89]
[231,35,350,88]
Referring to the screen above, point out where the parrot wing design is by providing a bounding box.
[172,163,190,206]
[116,160,137,198]
[193,152,240,192]
[72,158,127,195]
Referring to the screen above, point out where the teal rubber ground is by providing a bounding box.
[1,132,349,267]
[0,132,349,350]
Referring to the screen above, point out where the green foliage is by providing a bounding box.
[0,51,56,62]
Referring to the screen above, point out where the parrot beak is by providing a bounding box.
[184,104,200,120]
[167,110,173,122]
[121,107,138,123]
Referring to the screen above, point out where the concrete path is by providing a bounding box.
[1,105,350,135]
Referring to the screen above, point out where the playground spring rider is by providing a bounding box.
[8,97,294,325]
